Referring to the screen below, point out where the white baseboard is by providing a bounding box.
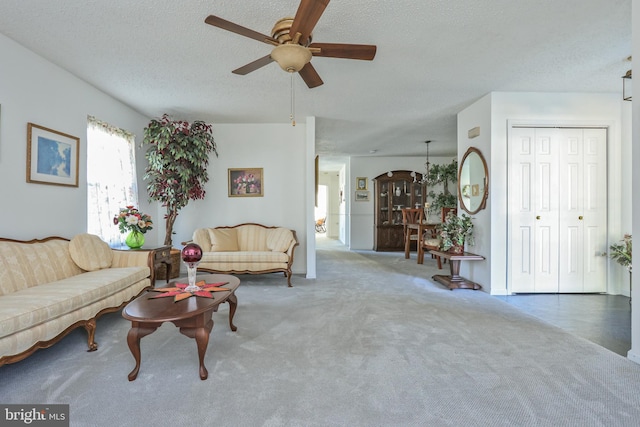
[627,349,640,365]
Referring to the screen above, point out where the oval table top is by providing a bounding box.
[123,274,240,323]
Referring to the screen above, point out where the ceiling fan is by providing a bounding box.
[204,0,377,88]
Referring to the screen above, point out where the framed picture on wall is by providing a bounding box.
[228,168,263,197]
[355,190,370,202]
[27,122,79,187]
[356,177,368,190]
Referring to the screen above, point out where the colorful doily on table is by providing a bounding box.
[149,280,230,302]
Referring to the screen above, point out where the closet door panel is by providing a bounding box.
[581,129,607,292]
[559,129,584,292]
[533,131,559,292]
[509,129,536,292]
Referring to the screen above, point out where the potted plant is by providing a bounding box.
[143,114,218,247]
[438,211,474,254]
[610,234,632,271]
[426,159,458,215]
[610,234,632,302]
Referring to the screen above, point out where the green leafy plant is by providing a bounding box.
[610,234,632,272]
[143,114,218,246]
[426,159,458,214]
[438,211,474,251]
[427,192,457,213]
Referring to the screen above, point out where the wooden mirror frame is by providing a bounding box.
[457,147,489,214]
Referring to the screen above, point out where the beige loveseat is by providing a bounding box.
[0,234,153,366]
[191,223,298,287]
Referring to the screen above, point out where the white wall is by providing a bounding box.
[457,94,493,291]
[0,33,151,240]
[171,123,308,275]
[628,0,639,365]
[349,155,456,250]
[458,92,626,296]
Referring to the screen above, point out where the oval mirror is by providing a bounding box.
[457,147,489,214]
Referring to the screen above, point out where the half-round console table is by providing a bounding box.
[429,250,485,290]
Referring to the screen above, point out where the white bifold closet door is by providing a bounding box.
[509,127,607,293]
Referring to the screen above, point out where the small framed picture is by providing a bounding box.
[27,123,79,187]
[355,190,370,202]
[356,177,368,190]
[228,168,263,197]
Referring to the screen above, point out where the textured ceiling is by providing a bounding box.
[0,0,631,168]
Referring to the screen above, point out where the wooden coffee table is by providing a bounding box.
[122,273,240,381]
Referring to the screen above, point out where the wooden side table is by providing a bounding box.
[429,250,485,290]
[112,245,172,287]
[151,246,172,285]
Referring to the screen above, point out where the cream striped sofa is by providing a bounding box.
[191,223,298,287]
[0,234,153,366]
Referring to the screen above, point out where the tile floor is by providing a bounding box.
[496,293,631,356]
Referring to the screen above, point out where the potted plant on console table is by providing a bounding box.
[143,114,218,279]
[438,211,474,254]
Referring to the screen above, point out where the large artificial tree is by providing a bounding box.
[426,159,458,215]
[143,114,218,246]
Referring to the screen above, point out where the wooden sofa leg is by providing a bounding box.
[286,271,293,287]
[84,318,98,352]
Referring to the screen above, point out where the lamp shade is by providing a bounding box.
[271,44,312,73]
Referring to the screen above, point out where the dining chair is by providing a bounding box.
[402,208,424,259]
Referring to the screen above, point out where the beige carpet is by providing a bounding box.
[1,237,640,426]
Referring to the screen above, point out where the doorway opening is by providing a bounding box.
[315,185,328,236]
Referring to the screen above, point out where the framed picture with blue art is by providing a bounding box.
[27,123,79,187]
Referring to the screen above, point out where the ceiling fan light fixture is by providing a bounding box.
[271,44,312,73]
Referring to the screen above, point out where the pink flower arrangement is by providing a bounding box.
[113,206,153,234]
[234,174,259,193]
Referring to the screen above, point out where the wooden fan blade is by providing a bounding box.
[232,55,274,75]
[289,0,330,46]
[299,62,324,88]
[309,43,377,60]
[205,15,278,45]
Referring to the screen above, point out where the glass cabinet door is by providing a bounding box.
[379,182,389,225]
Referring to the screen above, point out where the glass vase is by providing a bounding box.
[125,230,145,249]
[181,243,203,293]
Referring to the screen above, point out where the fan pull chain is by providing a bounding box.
[290,72,296,127]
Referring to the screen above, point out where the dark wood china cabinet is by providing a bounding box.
[373,170,426,251]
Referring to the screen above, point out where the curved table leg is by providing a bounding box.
[194,322,212,380]
[177,315,214,381]
[126,323,158,381]
[227,293,238,331]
